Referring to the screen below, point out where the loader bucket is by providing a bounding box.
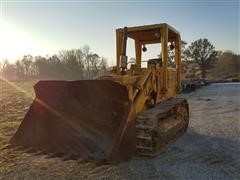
[10,80,136,162]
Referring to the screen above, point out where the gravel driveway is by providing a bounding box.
[1,82,239,179]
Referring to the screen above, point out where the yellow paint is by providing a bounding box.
[98,23,182,115]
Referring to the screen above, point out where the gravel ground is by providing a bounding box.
[0,82,240,179]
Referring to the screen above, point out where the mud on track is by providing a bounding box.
[0,81,240,179]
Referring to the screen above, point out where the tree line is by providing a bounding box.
[0,40,239,81]
[0,45,108,80]
[181,38,239,80]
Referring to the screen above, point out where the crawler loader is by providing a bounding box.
[10,23,189,163]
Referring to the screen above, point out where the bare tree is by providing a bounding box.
[2,60,16,79]
[22,55,33,78]
[211,51,240,79]
[82,45,91,79]
[2,45,108,80]
[15,60,25,79]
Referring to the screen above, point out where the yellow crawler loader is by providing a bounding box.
[10,23,189,163]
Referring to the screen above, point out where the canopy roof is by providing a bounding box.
[116,23,179,44]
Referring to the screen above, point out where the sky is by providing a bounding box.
[0,0,239,65]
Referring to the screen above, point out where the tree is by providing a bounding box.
[211,51,240,79]
[82,45,92,79]
[34,56,49,78]
[166,40,188,67]
[49,55,65,79]
[22,55,34,78]
[15,60,25,79]
[82,45,102,79]
[2,60,16,79]
[99,57,108,71]
[185,38,217,80]
[181,40,188,61]
[1,45,108,80]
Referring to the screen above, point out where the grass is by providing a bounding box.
[0,80,36,174]
[0,80,108,178]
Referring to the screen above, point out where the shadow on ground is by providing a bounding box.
[1,128,239,180]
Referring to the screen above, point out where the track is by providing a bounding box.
[136,98,189,156]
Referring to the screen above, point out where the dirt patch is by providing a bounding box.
[0,82,240,179]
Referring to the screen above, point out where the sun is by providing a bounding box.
[0,21,45,62]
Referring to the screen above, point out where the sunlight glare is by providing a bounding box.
[1,76,67,121]
[0,21,47,62]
